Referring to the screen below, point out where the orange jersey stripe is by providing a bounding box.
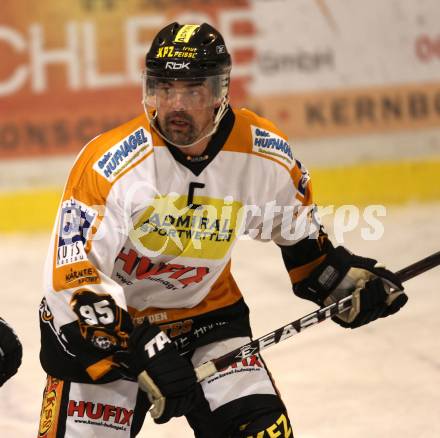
[128,261,242,325]
[38,376,65,438]
[288,254,327,284]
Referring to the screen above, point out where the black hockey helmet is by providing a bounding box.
[142,23,232,148]
[145,22,231,78]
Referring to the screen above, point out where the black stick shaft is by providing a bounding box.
[395,251,440,283]
[203,250,440,376]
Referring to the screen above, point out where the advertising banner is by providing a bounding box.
[1,0,439,158]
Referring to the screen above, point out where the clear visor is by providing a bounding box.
[142,71,229,111]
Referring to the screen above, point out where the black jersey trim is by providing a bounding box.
[160,297,252,355]
[165,106,235,176]
[278,229,333,271]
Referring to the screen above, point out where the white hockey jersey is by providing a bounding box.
[40,107,324,382]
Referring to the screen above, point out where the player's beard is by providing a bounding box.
[162,111,200,146]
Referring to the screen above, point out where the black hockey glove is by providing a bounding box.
[0,318,23,386]
[294,246,408,329]
[115,321,201,424]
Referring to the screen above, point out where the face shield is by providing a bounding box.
[142,71,230,148]
[143,72,228,110]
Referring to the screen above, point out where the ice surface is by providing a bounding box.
[1,202,439,437]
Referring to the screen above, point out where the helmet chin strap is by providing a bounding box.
[143,97,229,150]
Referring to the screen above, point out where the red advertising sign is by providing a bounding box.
[0,0,254,158]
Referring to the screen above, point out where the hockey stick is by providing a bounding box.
[140,250,440,418]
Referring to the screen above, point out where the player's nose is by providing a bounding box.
[168,91,189,111]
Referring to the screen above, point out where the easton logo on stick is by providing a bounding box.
[234,345,258,361]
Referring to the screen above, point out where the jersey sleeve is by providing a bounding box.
[272,158,334,289]
[42,143,133,382]
[246,140,334,293]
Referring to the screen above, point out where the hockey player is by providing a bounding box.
[0,317,22,386]
[38,23,408,437]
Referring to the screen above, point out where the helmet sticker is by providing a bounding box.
[174,24,200,43]
[156,46,197,59]
[165,61,190,70]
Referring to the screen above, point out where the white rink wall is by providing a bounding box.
[1,202,439,437]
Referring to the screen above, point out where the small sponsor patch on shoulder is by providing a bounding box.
[295,159,311,196]
[251,125,294,169]
[93,127,152,182]
[56,198,98,267]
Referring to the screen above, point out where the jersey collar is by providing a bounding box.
[165,106,235,176]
